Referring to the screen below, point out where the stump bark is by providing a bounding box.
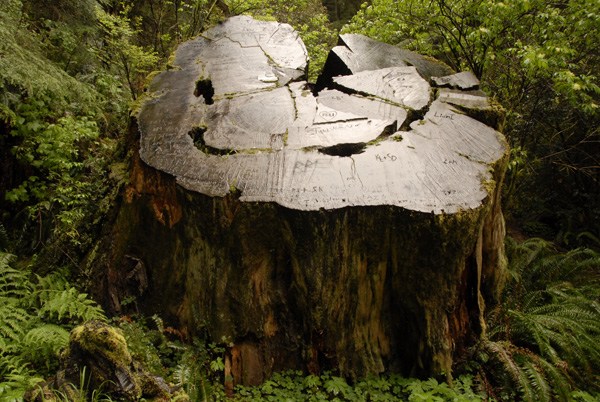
[95,16,509,385]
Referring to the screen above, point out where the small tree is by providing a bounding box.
[95,3,159,99]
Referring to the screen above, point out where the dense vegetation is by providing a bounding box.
[1,0,599,401]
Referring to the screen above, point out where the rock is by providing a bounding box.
[93,16,509,386]
[25,321,189,402]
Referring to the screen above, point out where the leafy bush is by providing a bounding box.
[1,0,122,260]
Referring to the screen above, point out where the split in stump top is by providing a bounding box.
[138,16,507,213]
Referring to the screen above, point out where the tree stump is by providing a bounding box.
[100,16,508,385]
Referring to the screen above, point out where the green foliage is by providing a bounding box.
[470,238,600,401]
[234,371,485,401]
[1,0,123,261]
[0,0,100,124]
[124,0,226,55]
[6,111,101,247]
[0,252,106,400]
[295,12,338,82]
[94,3,160,99]
[113,314,228,401]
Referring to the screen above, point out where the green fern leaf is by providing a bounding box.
[0,252,14,269]
[0,304,31,342]
[36,283,105,323]
[487,238,600,397]
[519,356,551,401]
[22,324,69,357]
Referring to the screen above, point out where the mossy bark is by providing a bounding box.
[91,119,509,385]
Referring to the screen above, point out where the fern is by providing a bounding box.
[0,304,31,343]
[0,353,44,402]
[21,324,70,371]
[37,287,106,322]
[0,251,107,400]
[32,271,106,323]
[0,254,32,344]
[475,238,600,400]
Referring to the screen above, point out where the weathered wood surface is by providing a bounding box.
[99,16,509,386]
[138,17,506,213]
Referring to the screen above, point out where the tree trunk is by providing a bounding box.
[92,16,509,385]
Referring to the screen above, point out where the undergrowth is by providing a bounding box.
[0,252,106,401]
[3,237,600,401]
[468,238,600,401]
[235,371,485,401]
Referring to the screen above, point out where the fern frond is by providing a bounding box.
[20,324,69,373]
[537,357,573,401]
[173,364,192,385]
[519,355,552,402]
[37,287,106,322]
[490,237,600,396]
[482,341,527,395]
[0,351,44,401]
[0,302,32,343]
[32,271,106,323]
[0,252,14,268]
[22,324,69,357]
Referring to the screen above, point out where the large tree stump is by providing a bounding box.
[99,16,508,385]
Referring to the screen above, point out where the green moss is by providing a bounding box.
[453,99,507,131]
[70,321,132,366]
[166,49,178,69]
[145,70,162,87]
[130,90,162,117]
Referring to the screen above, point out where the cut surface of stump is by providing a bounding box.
[116,15,509,384]
[138,17,506,214]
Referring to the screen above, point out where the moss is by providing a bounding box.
[145,70,163,87]
[62,321,191,401]
[70,321,132,366]
[130,90,161,118]
[166,50,178,70]
[65,321,142,400]
[243,148,272,154]
[452,99,507,131]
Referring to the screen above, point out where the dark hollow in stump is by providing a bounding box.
[99,16,509,386]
